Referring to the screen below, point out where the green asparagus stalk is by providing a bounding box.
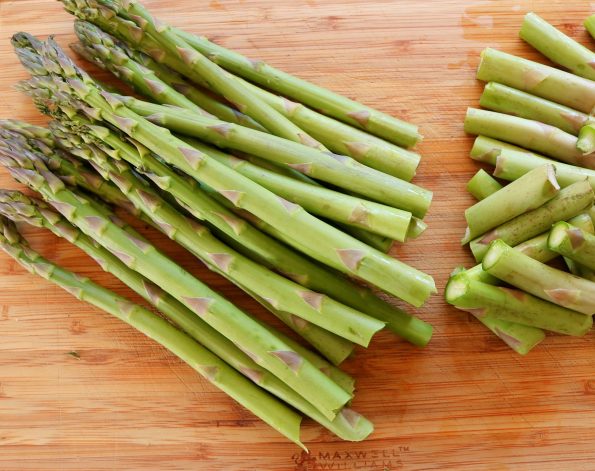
[236,79,420,181]
[577,123,595,155]
[0,191,376,440]
[0,127,138,214]
[520,13,595,81]
[2,150,352,421]
[168,35,422,148]
[61,119,432,347]
[97,0,331,148]
[453,205,594,351]
[463,164,559,243]
[446,291,545,354]
[493,150,595,191]
[168,35,421,148]
[483,239,595,315]
[466,169,503,201]
[0,119,54,144]
[549,221,595,272]
[114,96,433,217]
[71,141,386,345]
[72,21,420,182]
[210,148,398,251]
[9,125,359,366]
[470,136,595,191]
[469,180,594,261]
[445,274,592,336]
[17,35,434,342]
[19,38,436,307]
[476,48,595,113]
[461,213,595,284]
[0,215,306,448]
[479,82,590,136]
[585,15,595,41]
[70,23,209,116]
[406,217,427,241]
[464,108,593,169]
[458,168,545,351]
[71,21,266,131]
[178,138,413,242]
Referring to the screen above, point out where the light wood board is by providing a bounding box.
[1,0,594,469]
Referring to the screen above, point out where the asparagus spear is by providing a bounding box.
[483,239,595,315]
[69,139,386,345]
[2,149,352,421]
[460,213,595,284]
[466,169,503,201]
[200,145,398,251]
[446,274,592,336]
[549,222,595,272]
[70,23,210,116]
[177,138,414,242]
[16,36,433,344]
[0,188,356,386]
[18,37,436,307]
[463,164,559,243]
[469,180,594,261]
[476,48,595,113]
[0,191,377,440]
[479,82,590,136]
[71,20,266,131]
[464,108,594,169]
[564,257,595,282]
[493,150,595,191]
[470,136,595,191]
[73,21,421,182]
[97,0,331,148]
[520,13,595,81]
[0,215,307,448]
[0,127,138,214]
[446,288,546,355]
[113,96,433,217]
[57,119,432,347]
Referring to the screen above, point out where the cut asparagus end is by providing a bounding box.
[548,221,572,250]
[444,274,469,302]
[406,217,427,240]
[466,168,503,201]
[577,124,595,155]
[481,239,507,272]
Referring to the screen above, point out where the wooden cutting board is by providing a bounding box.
[1,0,594,469]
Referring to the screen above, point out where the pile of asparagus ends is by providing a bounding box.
[0,0,437,447]
[448,13,595,355]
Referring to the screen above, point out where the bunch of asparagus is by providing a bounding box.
[0,0,436,447]
[447,13,595,355]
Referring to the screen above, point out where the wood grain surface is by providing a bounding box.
[1,0,595,469]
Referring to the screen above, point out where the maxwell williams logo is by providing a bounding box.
[291,447,410,470]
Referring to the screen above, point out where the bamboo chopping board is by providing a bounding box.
[1,0,595,469]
